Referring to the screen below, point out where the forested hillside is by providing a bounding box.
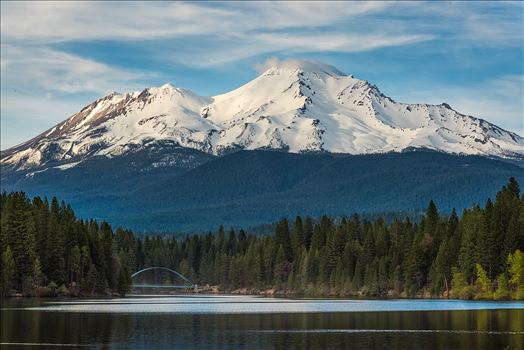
[136,177,524,299]
[3,151,523,232]
[1,178,523,299]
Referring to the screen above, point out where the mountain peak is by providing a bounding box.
[156,82,177,92]
[146,83,179,95]
[261,59,346,78]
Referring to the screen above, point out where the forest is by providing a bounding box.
[1,178,523,299]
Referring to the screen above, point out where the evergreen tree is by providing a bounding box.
[478,199,499,279]
[46,197,65,284]
[1,177,522,300]
[275,219,292,261]
[70,246,81,284]
[117,266,132,296]
[493,273,510,300]
[3,194,37,288]
[507,249,524,299]
[31,257,44,289]
[303,216,314,249]
[475,263,491,299]
[81,263,97,295]
[425,200,439,235]
[2,247,17,295]
[291,216,304,257]
[433,238,452,297]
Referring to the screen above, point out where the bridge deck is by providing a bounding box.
[133,284,195,289]
[131,267,196,289]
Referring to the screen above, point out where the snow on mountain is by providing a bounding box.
[2,60,523,171]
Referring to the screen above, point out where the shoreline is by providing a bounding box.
[5,287,522,301]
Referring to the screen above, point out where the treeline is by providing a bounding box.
[1,178,523,299]
[1,194,132,296]
[136,178,524,299]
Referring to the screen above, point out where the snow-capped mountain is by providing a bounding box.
[2,60,523,171]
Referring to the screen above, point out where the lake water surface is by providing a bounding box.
[1,295,523,349]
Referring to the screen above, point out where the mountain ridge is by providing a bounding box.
[2,59,523,172]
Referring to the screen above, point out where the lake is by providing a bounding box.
[1,295,523,349]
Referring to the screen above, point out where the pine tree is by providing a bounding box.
[32,197,49,265]
[502,216,519,264]
[493,273,510,300]
[352,257,364,289]
[507,177,520,197]
[275,219,292,261]
[404,239,422,296]
[70,246,81,284]
[425,200,439,236]
[31,257,44,289]
[325,227,346,274]
[46,197,65,284]
[458,207,483,284]
[81,263,97,295]
[291,216,304,257]
[3,194,37,288]
[475,263,491,299]
[2,247,17,295]
[117,266,132,296]
[507,249,524,299]
[274,245,290,288]
[303,216,314,249]
[479,199,499,279]
[451,267,472,299]
[434,238,452,297]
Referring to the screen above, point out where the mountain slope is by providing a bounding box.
[2,60,522,173]
[2,60,523,232]
[3,150,522,232]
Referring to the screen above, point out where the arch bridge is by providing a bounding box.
[131,267,196,289]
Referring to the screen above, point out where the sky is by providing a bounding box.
[1,1,523,150]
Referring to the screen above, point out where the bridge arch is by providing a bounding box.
[131,267,195,289]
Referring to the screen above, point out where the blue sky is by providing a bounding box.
[1,1,523,150]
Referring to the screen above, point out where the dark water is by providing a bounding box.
[1,296,523,349]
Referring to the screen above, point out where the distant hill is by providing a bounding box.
[2,149,522,232]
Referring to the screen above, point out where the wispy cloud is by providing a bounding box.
[0,2,392,43]
[2,45,154,94]
[1,1,522,148]
[1,1,430,94]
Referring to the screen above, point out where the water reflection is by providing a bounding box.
[1,297,523,349]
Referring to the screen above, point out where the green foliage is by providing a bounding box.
[57,284,69,296]
[451,268,473,300]
[125,178,522,300]
[507,249,524,299]
[433,238,451,296]
[117,266,132,296]
[2,247,17,295]
[474,264,492,299]
[81,263,97,295]
[0,192,136,296]
[31,257,43,288]
[47,281,58,293]
[1,177,523,300]
[494,274,510,300]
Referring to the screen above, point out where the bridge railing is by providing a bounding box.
[131,267,195,289]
